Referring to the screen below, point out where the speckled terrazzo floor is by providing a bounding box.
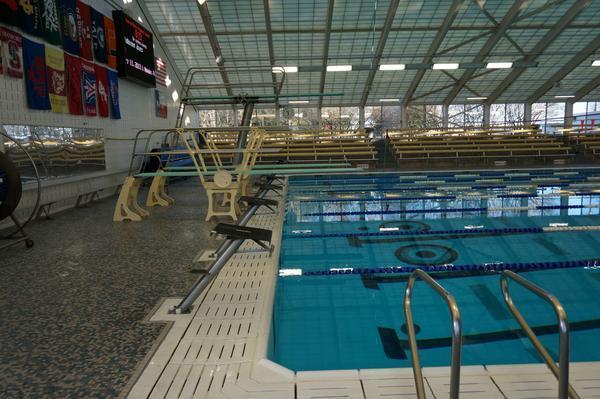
[0,179,216,398]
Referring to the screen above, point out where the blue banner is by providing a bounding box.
[91,7,107,64]
[59,0,79,55]
[107,69,120,119]
[22,37,50,110]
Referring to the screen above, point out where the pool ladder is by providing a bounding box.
[403,269,581,399]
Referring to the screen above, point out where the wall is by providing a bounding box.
[0,0,185,225]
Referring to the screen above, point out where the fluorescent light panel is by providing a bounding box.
[432,63,459,70]
[467,97,487,100]
[379,64,405,71]
[379,98,399,102]
[197,0,207,5]
[554,95,575,98]
[289,100,309,104]
[327,65,352,72]
[486,62,513,69]
[272,66,298,73]
[592,60,600,66]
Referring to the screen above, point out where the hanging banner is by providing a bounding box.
[91,7,106,64]
[59,0,79,55]
[45,45,67,113]
[65,52,83,115]
[0,27,24,78]
[81,59,96,116]
[94,63,109,117]
[19,0,44,37]
[107,68,120,119]
[155,57,167,87]
[75,0,92,60]
[23,37,50,110]
[42,0,61,45]
[104,16,116,69]
[0,0,19,26]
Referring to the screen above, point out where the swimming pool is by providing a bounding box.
[269,168,600,372]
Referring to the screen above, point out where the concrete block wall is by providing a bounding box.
[0,0,192,227]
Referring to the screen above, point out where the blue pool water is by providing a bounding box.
[269,169,600,371]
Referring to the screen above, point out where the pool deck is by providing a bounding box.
[126,179,600,399]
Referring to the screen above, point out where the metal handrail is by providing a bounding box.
[500,270,580,399]
[404,269,462,399]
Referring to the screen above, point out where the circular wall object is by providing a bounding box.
[0,152,23,221]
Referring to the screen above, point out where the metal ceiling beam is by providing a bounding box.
[485,0,592,105]
[443,0,527,105]
[196,1,234,98]
[572,74,600,102]
[318,0,335,110]
[359,0,400,107]
[526,35,600,103]
[159,23,600,37]
[402,0,466,106]
[263,0,280,107]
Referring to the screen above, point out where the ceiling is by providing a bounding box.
[142,0,600,107]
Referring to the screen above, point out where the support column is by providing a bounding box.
[233,101,255,164]
[318,106,322,128]
[483,103,491,128]
[275,106,281,125]
[401,105,407,128]
[359,106,365,129]
[564,102,574,129]
[524,103,532,125]
[442,104,449,129]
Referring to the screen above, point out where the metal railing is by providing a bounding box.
[404,269,462,399]
[500,270,580,399]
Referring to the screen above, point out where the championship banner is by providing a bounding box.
[65,53,83,115]
[104,16,116,69]
[91,7,106,64]
[75,0,92,60]
[94,63,109,117]
[59,0,79,55]
[0,0,19,26]
[42,0,61,45]
[45,45,67,113]
[23,37,50,110]
[18,0,44,37]
[107,68,120,119]
[80,59,96,116]
[0,27,24,78]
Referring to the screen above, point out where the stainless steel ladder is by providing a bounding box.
[404,269,462,399]
[500,270,581,399]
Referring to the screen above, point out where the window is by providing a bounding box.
[532,103,565,134]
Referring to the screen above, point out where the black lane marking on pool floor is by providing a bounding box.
[377,327,407,359]
[377,318,600,360]
[347,231,533,248]
[470,284,512,320]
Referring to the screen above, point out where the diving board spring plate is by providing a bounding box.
[214,170,233,188]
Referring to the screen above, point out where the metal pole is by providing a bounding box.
[404,269,462,399]
[500,270,579,399]
[171,185,272,314]
[234,102,256,164]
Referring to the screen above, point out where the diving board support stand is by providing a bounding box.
[146,174,174,207]
[113,176,149,222]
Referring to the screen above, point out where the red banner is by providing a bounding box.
[94,63,109,117]
[0,27,23,78]
[65,53,83,115]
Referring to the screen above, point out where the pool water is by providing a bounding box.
[269,169,600,371]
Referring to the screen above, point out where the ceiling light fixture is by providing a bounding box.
[197,0,207,5]
[467,96,487,100]
[379,98,399,102]
[272,66,298,73]
[486,62,513,69]
[432,63,459,70]
[592,60,600,66]
[554,95,575,99]
[327,65,352,72]
[379,64,405,71]
[289,100,309,104]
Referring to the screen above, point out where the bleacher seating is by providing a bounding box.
[563,125,600,156]
[386,126,574,163]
